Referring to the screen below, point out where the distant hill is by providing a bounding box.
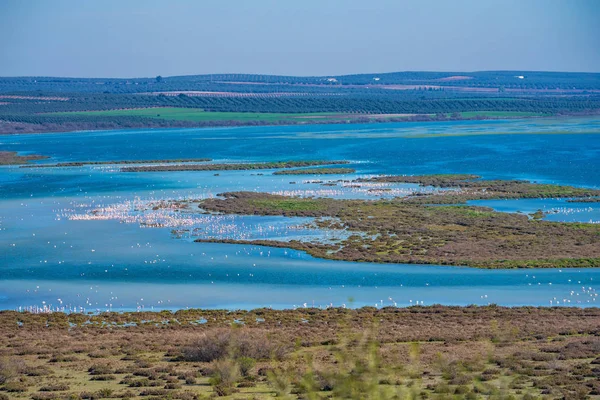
[1,71,599,134]
[1,71,600,94]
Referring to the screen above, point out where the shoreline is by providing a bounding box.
[2,303,599,317]
[6,303,600,315]
[2,113,598,136]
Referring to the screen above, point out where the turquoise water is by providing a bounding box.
[469,198,600,224]
[1,117,600,311]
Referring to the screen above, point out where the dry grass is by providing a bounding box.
[1,307,599,399]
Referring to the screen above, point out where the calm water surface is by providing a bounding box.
[1,118,600,311]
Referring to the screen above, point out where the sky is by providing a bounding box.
[1,0,599,78]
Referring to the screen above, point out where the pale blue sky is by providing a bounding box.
[1,0,599,77]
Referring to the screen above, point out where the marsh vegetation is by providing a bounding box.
[20,159,212,168]
[1,307,599,399]
[0,151,47,165]
[194,175,600,268]
[272,168,356,175]
[120,161,349,173]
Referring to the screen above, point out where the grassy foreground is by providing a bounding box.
[1,306,599,400]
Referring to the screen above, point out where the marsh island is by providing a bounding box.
[192,176,600,269]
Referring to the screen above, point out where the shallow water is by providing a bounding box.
[1,117,600,311]
[469,198,600,224]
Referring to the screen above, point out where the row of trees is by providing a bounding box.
[1,71,599,94]
[2,94,598,115]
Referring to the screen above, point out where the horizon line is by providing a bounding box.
[1,69,600,80]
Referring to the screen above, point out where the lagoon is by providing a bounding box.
[1,117,600,311]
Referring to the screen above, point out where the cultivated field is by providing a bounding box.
[53,108,349,123]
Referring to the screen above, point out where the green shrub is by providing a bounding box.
[182,329,290,362]
[209,359,240,397]
[96,388,113,397]
[88,364,113,375]
[40,383,70,391]
[90,374,116,381]
[4,381,27,392]
[238,357,256,377]
[0,357,25,383]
